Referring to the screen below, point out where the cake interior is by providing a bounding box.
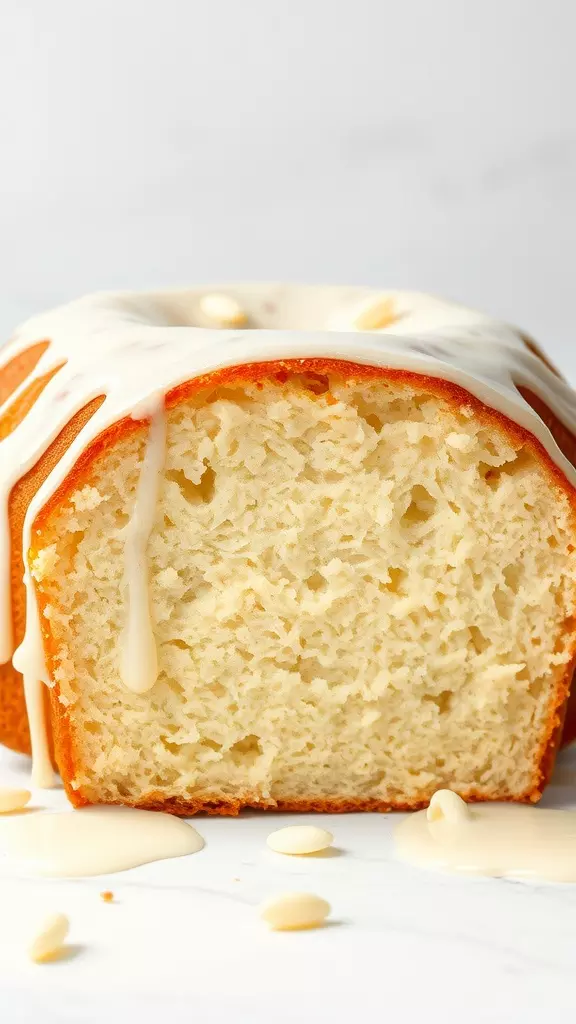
[30,370,576,810]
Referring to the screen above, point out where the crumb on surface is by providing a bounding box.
[100,890,114,902]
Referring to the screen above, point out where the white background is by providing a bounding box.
[1,2,576,1021]
[0,1,575,369]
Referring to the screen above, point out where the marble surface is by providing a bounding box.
[2,746,576,1022]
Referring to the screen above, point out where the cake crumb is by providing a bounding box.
[100,890,114,902]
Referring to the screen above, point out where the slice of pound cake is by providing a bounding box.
[1,285,576,813]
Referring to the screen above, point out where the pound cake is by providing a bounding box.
[1,285,576,814]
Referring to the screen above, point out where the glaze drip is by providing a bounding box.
[120,394,167,694]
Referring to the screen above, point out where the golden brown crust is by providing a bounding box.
[62,788,557,817]
[0,341,50,407]
[0,361,66,754]
[27,358,576,812]
[0,363,105,754]
[517,385,576,748]
[513,337,576,747]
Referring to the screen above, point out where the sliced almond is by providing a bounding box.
[260,892,331,931]
[427,789,471,825]
[0,787,31,813]
[353,296,397,331]
[267,825,333,856]
[29,913,70,963]
[199,293,248,328]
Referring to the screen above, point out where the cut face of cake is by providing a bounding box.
[1,286,576,813]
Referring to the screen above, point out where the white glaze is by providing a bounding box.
[1,805,204,876]
[395,798,576,883]
[1,283,576,788]
[120,394,167,694]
